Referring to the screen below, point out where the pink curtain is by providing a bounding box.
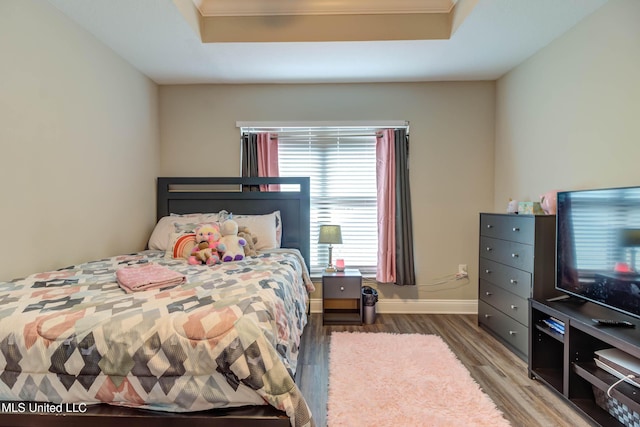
[257,133,280,191]
[376,129,396,283]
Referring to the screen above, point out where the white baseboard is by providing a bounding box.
[310,298,478,314]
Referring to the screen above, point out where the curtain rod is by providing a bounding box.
[244,131,408,140]
[241,127,407,134]
[237,120,409,128]
[242,128,409,137]
[271,134,381,139]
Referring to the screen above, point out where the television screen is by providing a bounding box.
[556,186,640,319]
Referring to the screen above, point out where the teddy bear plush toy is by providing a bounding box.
[219,219,247,262]
[188,223,226,265]
[237,225,258,258]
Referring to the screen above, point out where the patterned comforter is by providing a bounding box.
[0,250,314,427]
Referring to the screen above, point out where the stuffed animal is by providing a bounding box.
[219,219,247,262]
[540,190,558,215]
[188,223,226,265]
[238,225,258,257]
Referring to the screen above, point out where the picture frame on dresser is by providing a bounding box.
[477,213,559,359]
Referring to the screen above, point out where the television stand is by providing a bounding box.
[529,298,640,426]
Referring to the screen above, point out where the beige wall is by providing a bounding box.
[495,0,640,210]
[160,82,495,300]
[6,0,634,307]
[0,0,160,281]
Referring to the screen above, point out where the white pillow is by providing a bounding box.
[234,211,280,250]
[148,215,203,251]
[200,211,225,223]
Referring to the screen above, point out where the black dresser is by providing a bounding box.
[478,213,557,359]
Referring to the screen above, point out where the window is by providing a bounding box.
[242,126,381,275]
[279,128,378,275]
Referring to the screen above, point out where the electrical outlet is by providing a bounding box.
[458,264,468,275]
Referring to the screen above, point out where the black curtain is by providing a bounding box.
[394,129,416,285]
[240,133,260,192]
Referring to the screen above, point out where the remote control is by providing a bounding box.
[592,319,635,328]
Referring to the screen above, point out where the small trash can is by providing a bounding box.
[362,286,379,324]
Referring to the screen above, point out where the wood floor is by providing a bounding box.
[296,313,594,427]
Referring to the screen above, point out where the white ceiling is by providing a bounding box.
[46,0,609,85]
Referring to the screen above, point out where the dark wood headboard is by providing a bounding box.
[157,177,310,269]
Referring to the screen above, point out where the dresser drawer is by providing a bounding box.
[479,258,532,299]
[479,280,529,325]
[480,236,534,272]
[480,214,535,244]
[323,278,361,299]
[478,300,528,356]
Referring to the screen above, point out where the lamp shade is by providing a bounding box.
[318,225,342,244]
[619,229,640,247]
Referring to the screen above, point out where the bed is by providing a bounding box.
[0,177,313,427]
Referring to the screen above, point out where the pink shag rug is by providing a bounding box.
[327,332,510,427]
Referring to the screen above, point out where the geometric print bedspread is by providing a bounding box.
[0,250,313,427]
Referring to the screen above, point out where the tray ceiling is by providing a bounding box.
[193,0,456,16]
[46,0,609,84]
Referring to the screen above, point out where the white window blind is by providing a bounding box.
[243,126,381,275]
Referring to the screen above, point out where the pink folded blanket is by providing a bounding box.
[116,263,186,293]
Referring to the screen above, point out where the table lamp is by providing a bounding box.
[619,228,640,272]
[319,225,342,272]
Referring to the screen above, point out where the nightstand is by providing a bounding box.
[322,269,362,325]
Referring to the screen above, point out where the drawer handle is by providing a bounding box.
[486,224,493,229]
[484,314,492,319]
[485,269,491,274]
[510,279,518,284]
[509,330,517,335]
[512,227,520,232]
[511,253,519,258]
[340,286,345,291]
[486,247,493,252]
[510,305,517,310]
[485,292,492,296]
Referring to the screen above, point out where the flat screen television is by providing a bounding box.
[556,186,640,319]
